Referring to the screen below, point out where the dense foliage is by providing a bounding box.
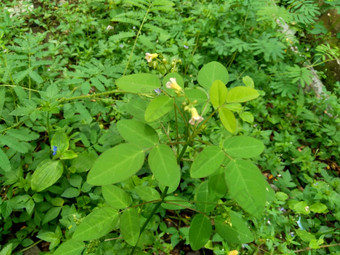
[0,0,339,254]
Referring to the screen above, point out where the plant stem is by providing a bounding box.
[123,2,152,75]
[18,240,43,253]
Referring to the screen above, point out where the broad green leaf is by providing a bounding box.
[145,95,173,122]
[310,203,328,213]
[61,187,80,198]
[0,243,12,255]
[223,136,265,158]
[162,196,192,210]
[53,240,85,255]
[0,134,30,153]
[87,143,144,186]
[42,207,62,225]
[0,148,11,172]
[6,128,39,141]
[29,70,43,84]
[60,150,78,160]
[73,207,118,241]
[117,119,159,148]
[208,170,227,198]
[224,160,267,216]
[190,146,225,178]
[239,111,254,123]
[226,86,259,103]
[189,214,212,250]
[71,151,98,173]
[242,76,254,88]
[195,182,218,213]
[102,185,132,209]
[296,229,315,242]
[134,186,160,201]
[215,211,254,244]
[224,103,243,113]
[185,88,208,105]
[31,160,63,192]
[126,96,148,120]
[120,208,140,246]
[209,80,227,108]
[51,131,69,158]
[116,73,160,93]
[197,61,229,90]
[148,144,180,193]
[219,108,237,134]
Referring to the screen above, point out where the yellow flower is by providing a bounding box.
[189,107,203,125]
[145,53,158,63]
[228,251,239,255]
[166,78,183,94]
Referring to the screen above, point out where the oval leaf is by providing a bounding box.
[195,181,218,213]
[189,214,212,250]
[215,211,254,244]
[190,146,225,178]
[87,143,144,186]
[120,208,140,246]
[117,119,159,148]
[73,207,118,241]
[223,136,265,158]
[0,148,11,172]
[219,108,237,134]
[148,144,180,193]
[224,160,267,216]
[209,80,227,108]
[53,240,85,255]
[134,186,160,201]
[102,185,132,209]
[226,86,259,103]
[145,95,173,122]
[197,61,229,89]
[51,131,69,158]
[31,160,63,192]
[116,73,161,93]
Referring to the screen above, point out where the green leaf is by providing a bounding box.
[0,243,13,255]
[61,187,80,198]
[51,131,69,158]
[102,185,132,209]
[0,134,30,153]
[120,208,140,246]
[117,119,159,148]
[31,160,64,192]
[242,76,254,88]
[226,86,259,103]
[190,146,225,178]
[208,170,227,198]
[162,196,192,210]
[87,143,144,186]
[0,87,5,116]
[42,207,62,225]
[224,160,267,216]
[29,70,43,84]
[189,214,212,250]
[6,128,39,141]
[219,108,237,134]
[53,239,85,255]
[209,80,227,108]
[310,203,328,213]
[223,136,265,158]
[134,186,160,201]
[73,207,118,241]
[215,211,254,244]
[195,182,218,213]
[296,229,315,242]
[71,151,98,173]
[239,111,254,123]
[0,149,11,172]
[116,73,161,93]
[144,95,173,122]
[197,61,229,89]
[148,144,180,193]
[53,240,85,255]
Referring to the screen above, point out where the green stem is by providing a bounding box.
[129,186,169,255]
[123,2,152,75]
[18,240,43,253]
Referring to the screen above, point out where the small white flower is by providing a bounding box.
[106,25,113,30]
[145,53,158,63]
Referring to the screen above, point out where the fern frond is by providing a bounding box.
[123,0,149,10]
[315,43,340,62]
[111,11,144,26]
[286,0,320,25]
